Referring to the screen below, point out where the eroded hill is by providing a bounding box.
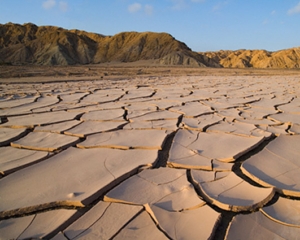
[1,22,299,68]
[0,22,220,67]
[201,48,300,68]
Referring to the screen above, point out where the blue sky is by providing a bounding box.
[1,0,300,51]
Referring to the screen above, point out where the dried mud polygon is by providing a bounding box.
[1,75,300,239]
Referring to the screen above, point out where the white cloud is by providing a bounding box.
[59,1,68,12]
[212,3,221,11]
[262,19,269,25]
[212,1,228,12]
[271,10,276,15]
[169,0,206,10]
[145,4,153,15]
[288,2,300,15]
[169,0,205,10]
[42,0,56,10]
[171,0,186,10]
[128,3,142,13]
[128,3,153,15]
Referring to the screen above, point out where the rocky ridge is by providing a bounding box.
[0,22,220,67]
[1,22,300,68]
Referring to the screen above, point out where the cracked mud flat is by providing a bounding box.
[0,74,300,240]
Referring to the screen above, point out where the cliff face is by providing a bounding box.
[0,23,219,67]
[201,48,300,68]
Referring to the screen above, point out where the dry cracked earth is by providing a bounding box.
[0,75,300,239]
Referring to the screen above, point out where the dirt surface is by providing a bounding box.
[1,63,300,83]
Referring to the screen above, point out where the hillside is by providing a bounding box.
[0,22,220,67]
[2,23,300,68]
[201,48,300,68]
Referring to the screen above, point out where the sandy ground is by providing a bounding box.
[0,65,300,239]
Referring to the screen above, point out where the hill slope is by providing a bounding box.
[2,23,299,68]
[0,22,220,67]
[201,48,300,68]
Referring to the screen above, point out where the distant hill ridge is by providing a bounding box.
[0,22,299,68]
[0,22,220,67]
[200,48,300,68]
